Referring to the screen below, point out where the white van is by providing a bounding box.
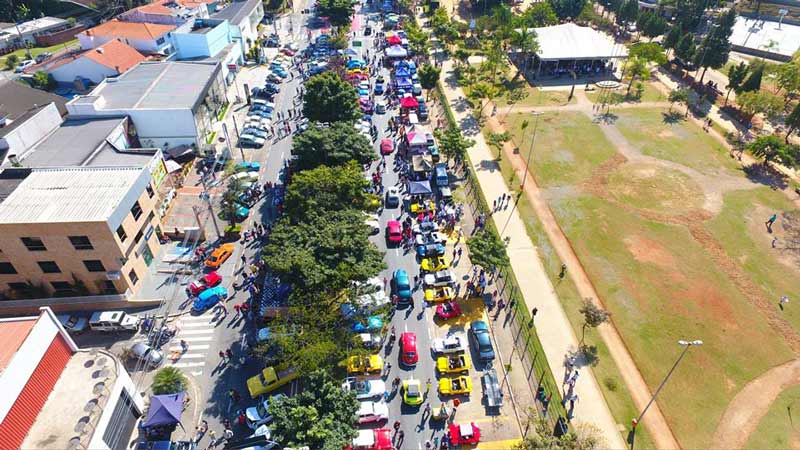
[89,311,141,332]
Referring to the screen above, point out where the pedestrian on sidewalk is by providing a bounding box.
[226,348,234,360]
[219,350,226,362]
[559,263,567,280]
[223,428,234,440]
[233,304,241,317]
[780,295,790,310]
[766,213,778,232]
[229,389,241,403]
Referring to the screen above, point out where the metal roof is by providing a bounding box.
[211,0,261,24]
[76,61,220,110]
[0,167,146,224]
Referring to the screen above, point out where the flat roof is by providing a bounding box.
[18,118,126,166]
[528,23,627,61]
[0,318,37,372]
[72,61,219,110]
[21,351,121,450]
[730,16,800,58]
[0,79,68,137]
[211,0,261,23]
[0,17,67,35]
[0,167,145,224]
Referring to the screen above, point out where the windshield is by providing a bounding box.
[257,402,268,417]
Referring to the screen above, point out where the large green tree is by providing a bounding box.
[748,135,799,167]
[467,229,510,270]
[521,1,558,27]
[674,32,696,65]
[725,61,749,105]
[639,11,667,41]
[417,63,442,95]
[662,26,682,57]
[615,0,639,26]
[405,20,430,56]
[786,102,800,143]
[269,370,359,450]
[315,0,355,27]
[775,61,800,98]
[291,121,376,170]
[736,90,784,122]
[548,0,587,20]
[435,124,475,164]
[262,210,386,299]
[674,0,707,31]
[303,72,360,123]
[739,62,764,93]
[283,162,374,222]
[691,9,737,82]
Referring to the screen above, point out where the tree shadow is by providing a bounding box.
[566,345,599,369]
[742,163,789,190]
[592,112,618,125]
[661,111,684,124]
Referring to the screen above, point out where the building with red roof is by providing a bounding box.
[78,19,176,54]
[32,39,147,85]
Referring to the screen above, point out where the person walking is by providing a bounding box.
[766,213,778,232]
[219,350,226,362]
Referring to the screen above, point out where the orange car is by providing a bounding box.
[205,243,235,269]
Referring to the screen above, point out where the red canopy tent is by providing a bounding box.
[400,96,419,109]
[386,35,402,45]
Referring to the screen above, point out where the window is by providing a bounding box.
[128,268,139,285]
[0,262,16,274]
[146,184,155,198]
[156,37,165,45]
[83,260,106,272]
[8,282,30,291]
[21,237,46,251]
[134,229,144,244]
[130,201,143,220]
[50,281,74,295]
[69,235,94,250]
[99,280,118,295]
[37,261,61,273]
[117,225,127,242]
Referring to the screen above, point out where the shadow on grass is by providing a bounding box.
[661,110,685,124]
[742,163,790,191]
[592,112,619,124]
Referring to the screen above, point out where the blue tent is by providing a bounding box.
[142,393,185,428]
[395,66,411,78]
[396,77,412,89]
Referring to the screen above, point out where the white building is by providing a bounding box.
[0,17,70,51]
[38,39,146,85]
[0,307,144,450]
[211,0,264,54]
[66,61,227,148]
[119,0,211,26]
[78,19,177,54]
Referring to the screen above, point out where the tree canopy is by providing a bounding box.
[151,367,188,395]
[786,102,800,143]
[315,0,355,27]
[521,1,558,27]
[283,162,375,222]
[614,0,639,26]
[435,124,475,163]
[417,63,441,91]
[738,62,764,93]
[775,60,800,97]
[747,135,800,168]
[269,370,359,450]
[467,229,510,269]
[292,121,376,170]
[303,72,360,123]
[548,0,587,20]
[691,9,737,82]
[736,90,783,121]
[674,32,696,64]
[725,61,749,104]
[262,210,386,300]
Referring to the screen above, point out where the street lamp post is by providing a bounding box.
[632,340,703,437]
[520,111,544,189]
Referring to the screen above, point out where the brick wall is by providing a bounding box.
[34,26,85,47]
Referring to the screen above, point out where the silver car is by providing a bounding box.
[131,342,164,367]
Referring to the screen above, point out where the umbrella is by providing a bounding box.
[387,35,402,45]
[400,96,419,109]
[367,315,383,330]
[345,48,359,56]
[385,45,407,58]
[395,66,411,78]
[407,180,433,195]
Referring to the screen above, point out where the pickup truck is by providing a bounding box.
[247,366,299,398]
[482,368,504,408]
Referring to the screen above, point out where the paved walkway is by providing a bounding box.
[438,60,628,449]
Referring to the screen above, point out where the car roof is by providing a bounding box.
[401,332,416,345]
[471,320,488,331]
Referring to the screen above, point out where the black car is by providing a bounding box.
[251,87,275,99]
[418,104,429,121]
[365,26,372,35]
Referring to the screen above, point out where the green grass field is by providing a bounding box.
[746,385,800,449]
[586,81,666,104]
[499,107,798,448]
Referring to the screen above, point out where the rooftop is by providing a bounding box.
[69,61,219,110]
[730,16,800,59]
[21,350,121,450]
[0,167,146,224]
[0,17,68,35]
[15,117,156,168]
[0,80,68,138]
[82,19,176,41]
[211,0,261,24]
[527,23,627,61]
[31,39,146,74]
[0,318,37,372]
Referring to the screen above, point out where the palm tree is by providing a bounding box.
[509,28,539,78]
[152,367,188,395]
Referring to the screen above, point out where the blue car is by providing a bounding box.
[469,321,495,362]
[417,243,445,258]
[272,67,288,78]
[236,161,261,172]
[193,286,228,311]
[392,269,412,302]
[374,83,384,95]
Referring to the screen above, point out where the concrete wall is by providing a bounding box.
[88,351,144,450]
[79,33,173,54]
[49,57,118,84]
[120,5,209,25]
[34,26,84,47]
[0,103,63,157]
[127,109,199,148]
[173,20,233,59]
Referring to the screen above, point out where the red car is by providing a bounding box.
[380,138,394,155]
[435,300,462,320]
[449,423,481,445]
[386,220,402,245]
[348,428,392,450]
[280,48,295,56]
[400,332,418,366]
[187,271,222,296]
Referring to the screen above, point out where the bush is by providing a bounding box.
[4,54,19,71]
[151,367,188,395]
[224,224,242,237]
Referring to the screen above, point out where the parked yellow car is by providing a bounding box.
[424,286,456,303]
[438,376,472,396]
[402,378,424,406]
[436,354,471,374]
[347,354,384,374]
[420,256,450,273]
[247,366,299,398]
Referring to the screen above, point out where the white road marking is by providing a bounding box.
[178,328,216,335]
[169,353,206,359]
[169,344,210,351]
[171,361,206,368]
[178,321,215,328]
[191,370,203,376]
[179,336,215,342]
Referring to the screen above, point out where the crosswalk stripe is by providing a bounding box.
[178,322,214,328]
[180,336,214,342]
[171,361,206,368]
[169,344,210,351]
[179,315,216,322]
[191,371,203,376]
[178,329,216,335]
[170,353,206,359]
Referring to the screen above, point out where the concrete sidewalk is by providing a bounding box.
[437,60,627,449]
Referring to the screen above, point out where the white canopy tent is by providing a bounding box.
[518,23,628,77]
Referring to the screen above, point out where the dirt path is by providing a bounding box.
[712,359,800,449]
